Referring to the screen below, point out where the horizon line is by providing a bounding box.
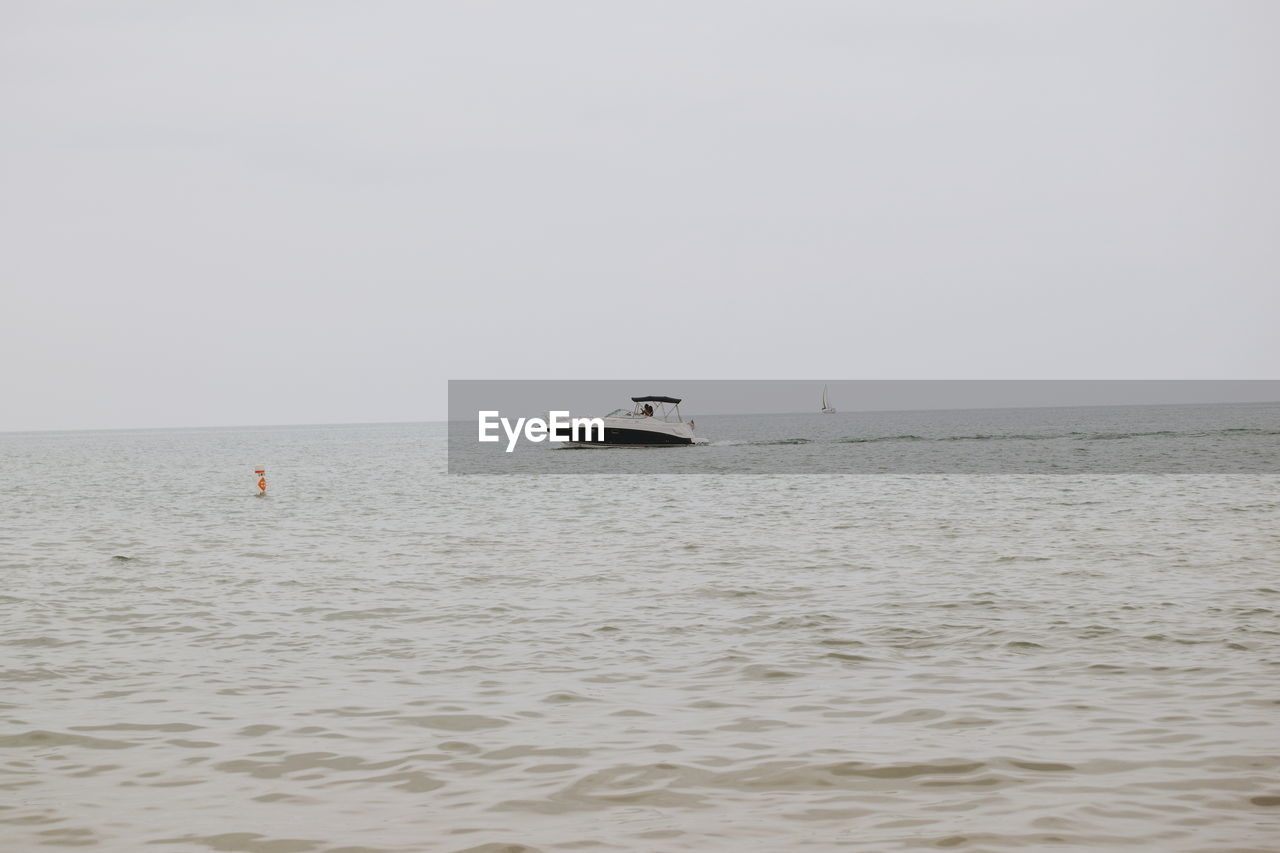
[4,398,1278,436]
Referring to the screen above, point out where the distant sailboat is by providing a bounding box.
[821,384,836,413]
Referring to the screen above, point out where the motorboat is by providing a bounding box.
[570,396,708,446]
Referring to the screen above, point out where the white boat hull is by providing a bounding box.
[568,416,706,446]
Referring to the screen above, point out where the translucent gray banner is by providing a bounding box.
[447,380,1280,474]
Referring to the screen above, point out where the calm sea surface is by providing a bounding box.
[3,407,1279,852]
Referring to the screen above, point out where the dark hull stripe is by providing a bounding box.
[571,426,693,446]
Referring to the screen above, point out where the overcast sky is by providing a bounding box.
[2,1,1276,430]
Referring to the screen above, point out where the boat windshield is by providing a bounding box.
[602,404,683,421]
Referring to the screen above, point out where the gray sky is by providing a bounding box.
[2,1,1277,430]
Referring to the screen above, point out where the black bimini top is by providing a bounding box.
[632,395,682,404]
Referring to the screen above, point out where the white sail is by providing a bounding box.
[822,384,836,413]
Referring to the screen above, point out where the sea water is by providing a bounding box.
[2,407,1278,851]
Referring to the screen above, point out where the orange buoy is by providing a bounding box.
[254,468,267,494]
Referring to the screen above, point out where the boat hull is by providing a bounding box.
[565,415,704,447]
[570,426,694,446]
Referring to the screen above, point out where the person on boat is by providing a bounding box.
[642,404,654,417]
